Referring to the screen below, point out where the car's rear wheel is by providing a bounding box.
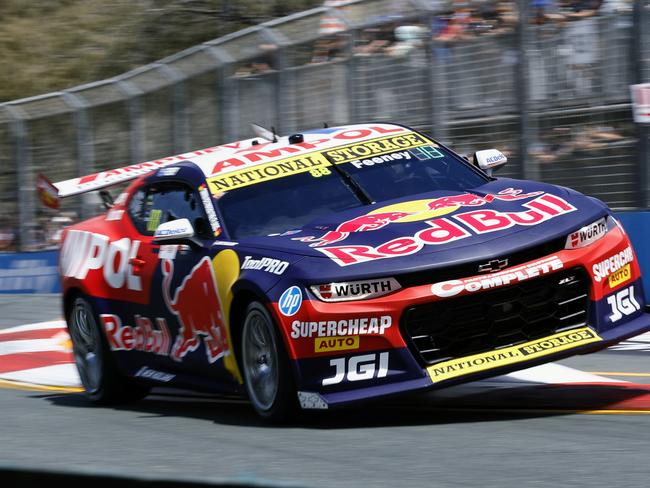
[68,295,150,404]
[241,301,296,421]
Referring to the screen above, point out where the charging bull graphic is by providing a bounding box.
[306,211,411,247]
[300,188,545,247]
[162,257,229,363]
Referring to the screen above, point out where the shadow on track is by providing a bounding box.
[37,382,650,429]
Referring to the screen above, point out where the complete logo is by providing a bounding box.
[279,286,303,316]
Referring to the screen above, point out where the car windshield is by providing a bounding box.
[215,141,488,239]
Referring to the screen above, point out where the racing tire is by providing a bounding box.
[67,295,150,404]
[241,301,297,421]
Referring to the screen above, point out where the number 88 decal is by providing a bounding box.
[607,285,641,323]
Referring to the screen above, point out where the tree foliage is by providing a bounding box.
[0,0,322,101]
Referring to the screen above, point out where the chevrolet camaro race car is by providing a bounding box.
[39,123,650,420]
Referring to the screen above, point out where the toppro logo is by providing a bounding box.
[60,230,142,290]
[241,256,289,275]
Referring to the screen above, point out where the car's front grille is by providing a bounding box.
[395,236,566,288]
[401,267,591,365]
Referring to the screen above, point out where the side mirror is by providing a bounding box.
[473,149,507,176]
[153,218,195,245]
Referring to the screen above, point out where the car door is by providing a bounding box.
[126,179,232,383]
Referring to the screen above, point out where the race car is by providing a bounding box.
[40,122,650,420]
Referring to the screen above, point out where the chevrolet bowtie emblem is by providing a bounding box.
[478,258,509,273]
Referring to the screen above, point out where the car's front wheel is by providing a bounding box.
[241,301,296,421]
[68,295,149,404]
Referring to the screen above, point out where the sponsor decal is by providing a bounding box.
[431,256,564,298]
[198,184,222,237]
[607,285,641,323]
[566,217,608,249]
[162,257,229,363]
[158,245,178,260]
[322,133,430,163]
[105,209,124,221]
[241,255,289,275]
[101,314,171,355]
[291,316,392,339]
[592,246,634,283]
[279,286,303,317]
[147,209,162,232]
[311,278,400,302]
[348,150,412,169]
[322,352,389,386]
[207,153,332,193]
[135,366,175,382]
[209,126,406,174]
[315,335,360,353]
[609,264,632,288]
[316,194,576,266]
[410,145,445,160]
[300,188,547,248]
[60,230,142,291]
[157,167,180,177]
[212,240,238,247]
[427,327,601,383]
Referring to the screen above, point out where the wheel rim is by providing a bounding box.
[69,298,102,394]
[243,309,279,412]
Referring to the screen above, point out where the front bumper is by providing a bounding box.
[273,225,650,409]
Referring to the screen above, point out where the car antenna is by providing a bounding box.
[323,122,329,128]
[251,123,277,143]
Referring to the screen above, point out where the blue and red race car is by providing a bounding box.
[41,123,650,420]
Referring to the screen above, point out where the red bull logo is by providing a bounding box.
[162,257,229,363]
[426,193,490,211]
[308,211,411,247]
[300,188,543,248]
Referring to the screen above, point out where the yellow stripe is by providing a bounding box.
[587,371,650,377]
[402,406,650,415]
[0,378,82,393]
[427,327,602,383]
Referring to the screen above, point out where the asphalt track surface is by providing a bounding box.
[2,296,650,487]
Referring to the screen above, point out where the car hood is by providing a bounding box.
[237,178,608,281]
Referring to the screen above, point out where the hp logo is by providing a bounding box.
[279,286,302,316]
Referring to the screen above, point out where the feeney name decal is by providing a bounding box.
[291,316,392,338]
[431,256,563,298]
[60,230,142,290]
[317,194,576,266]
[427,327,601,383]
[101,314,171,355]
[592,246,634,284]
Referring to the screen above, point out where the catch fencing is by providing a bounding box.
[0,0,649,250]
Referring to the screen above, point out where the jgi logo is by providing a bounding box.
[322,352,389,386]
